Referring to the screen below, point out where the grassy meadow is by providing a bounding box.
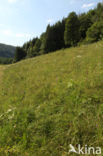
[0,41,103,155]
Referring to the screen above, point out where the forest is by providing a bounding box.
[14,2,103,62]
[0,43,15,64]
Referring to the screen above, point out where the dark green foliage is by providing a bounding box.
[23,41,31,52]
[26,38,42,58]
[14,47,26,62]
[13,2,103,63]
[95,3,103,21]
[79,13,92,39]
[26,38,38,58]
[0,43,15,58]
[39,32,46,54]
[0,57,13,64]
[86,21,103,43]
[87,3,103,23]
[32,39,41,56]
[64,12,80,47]
[26,47,33,58]
[87,10,96,23]
[44,19,65,53]
[43,24,52,53]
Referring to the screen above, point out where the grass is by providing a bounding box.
[0,65,6,83]
[0,41,103,155]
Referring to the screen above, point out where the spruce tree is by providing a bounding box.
[64,12,80,47]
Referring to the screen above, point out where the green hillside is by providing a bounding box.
[0,41,103,155]
[0,43,15,58]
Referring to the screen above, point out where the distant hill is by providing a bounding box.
[0,43,16,58]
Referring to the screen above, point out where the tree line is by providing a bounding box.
[14,2,103,62]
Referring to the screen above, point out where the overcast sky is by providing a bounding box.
[0,0,102,46]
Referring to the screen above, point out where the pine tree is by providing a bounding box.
[64,12,80,47]
[14,47,26,62]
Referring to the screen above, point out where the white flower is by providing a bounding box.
[0,114,3,118]
[77,55,82,58]
[6,109,12,113]
[8,113,14,120]
[68,82,73,88]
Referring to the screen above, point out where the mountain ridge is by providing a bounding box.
[0,43,16,58]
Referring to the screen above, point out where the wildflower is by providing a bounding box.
[77,55,82,58]
[68,81,73,88]
[0,114,3,118]
[6,109,12,113]
[8,113,14,120]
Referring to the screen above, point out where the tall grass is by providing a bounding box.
[0,41,103,155]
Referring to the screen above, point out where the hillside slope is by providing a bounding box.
[0,43,15,58]
[0,42,103,155]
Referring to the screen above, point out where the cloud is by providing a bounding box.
[7,0,26,4]
[0,24,4,27]
[3,29,13,36]
[16,33,31,38]
[69,0,76,5]
[82,3,95,8]
[8,0,18,3]
[2,29,31,38]
[47,19,54,24]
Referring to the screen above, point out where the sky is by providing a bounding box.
[0,0,102,46]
